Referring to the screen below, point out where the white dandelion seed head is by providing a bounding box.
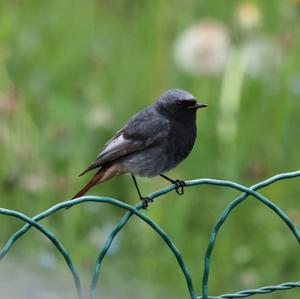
[173,20,231,75]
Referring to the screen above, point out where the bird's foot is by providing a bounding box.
[174,180,186,195]
[159,174,186,196]
[141,197,153,209]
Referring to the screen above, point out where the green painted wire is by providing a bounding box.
[0,197,195,299]
[87,198,196,299]
[93,171,300,299]
[90,194,197,299]
[1,170,299,299]
[90,210,134,297]
[196,281,300,298]
[197,170,300,299]
[0,208,82,299]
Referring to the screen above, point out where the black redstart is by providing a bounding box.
[72,89,207,208]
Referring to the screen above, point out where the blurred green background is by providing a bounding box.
[0,0,300,298]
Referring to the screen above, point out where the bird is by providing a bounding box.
[72,89,207,208]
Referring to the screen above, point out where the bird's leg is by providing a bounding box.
[131,174,152,209]
[160,174,186,195]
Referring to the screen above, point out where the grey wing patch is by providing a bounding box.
[96,129,124,159]
[79,109,169,176]
[96,133,146,163]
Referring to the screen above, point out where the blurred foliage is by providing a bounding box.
[0,0,300,298]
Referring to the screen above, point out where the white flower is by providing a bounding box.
[173,20,231,75]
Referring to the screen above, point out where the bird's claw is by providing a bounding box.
[141,197,153,209]
[174,180,185,195]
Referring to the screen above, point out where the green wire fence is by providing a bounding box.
[0,170,300,299]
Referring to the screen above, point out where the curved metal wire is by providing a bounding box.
[197,281,300,298]
[0,208,82,298]
[0,197,195,299]
[198,170,300,298]
[0,170,299,299]
[92,171,300,299]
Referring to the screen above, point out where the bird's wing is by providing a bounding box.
[79,109,169,175]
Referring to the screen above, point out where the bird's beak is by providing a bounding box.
[189,101,208,110]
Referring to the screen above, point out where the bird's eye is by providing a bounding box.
[176,99,195,107]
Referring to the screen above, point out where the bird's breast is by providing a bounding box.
[120,119,197,177]
[166,121,197,168]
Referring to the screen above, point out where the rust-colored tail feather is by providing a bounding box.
[67,162,122,209]
[72,167,107,199]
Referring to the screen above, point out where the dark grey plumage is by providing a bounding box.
[73,89,207,202]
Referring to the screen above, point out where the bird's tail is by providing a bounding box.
[72,172,101,199]
[72,166,109,200]
[70,162,123,204]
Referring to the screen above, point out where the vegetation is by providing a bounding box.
[0,0,299,298]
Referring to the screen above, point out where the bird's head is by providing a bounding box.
[156,89,207,120]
